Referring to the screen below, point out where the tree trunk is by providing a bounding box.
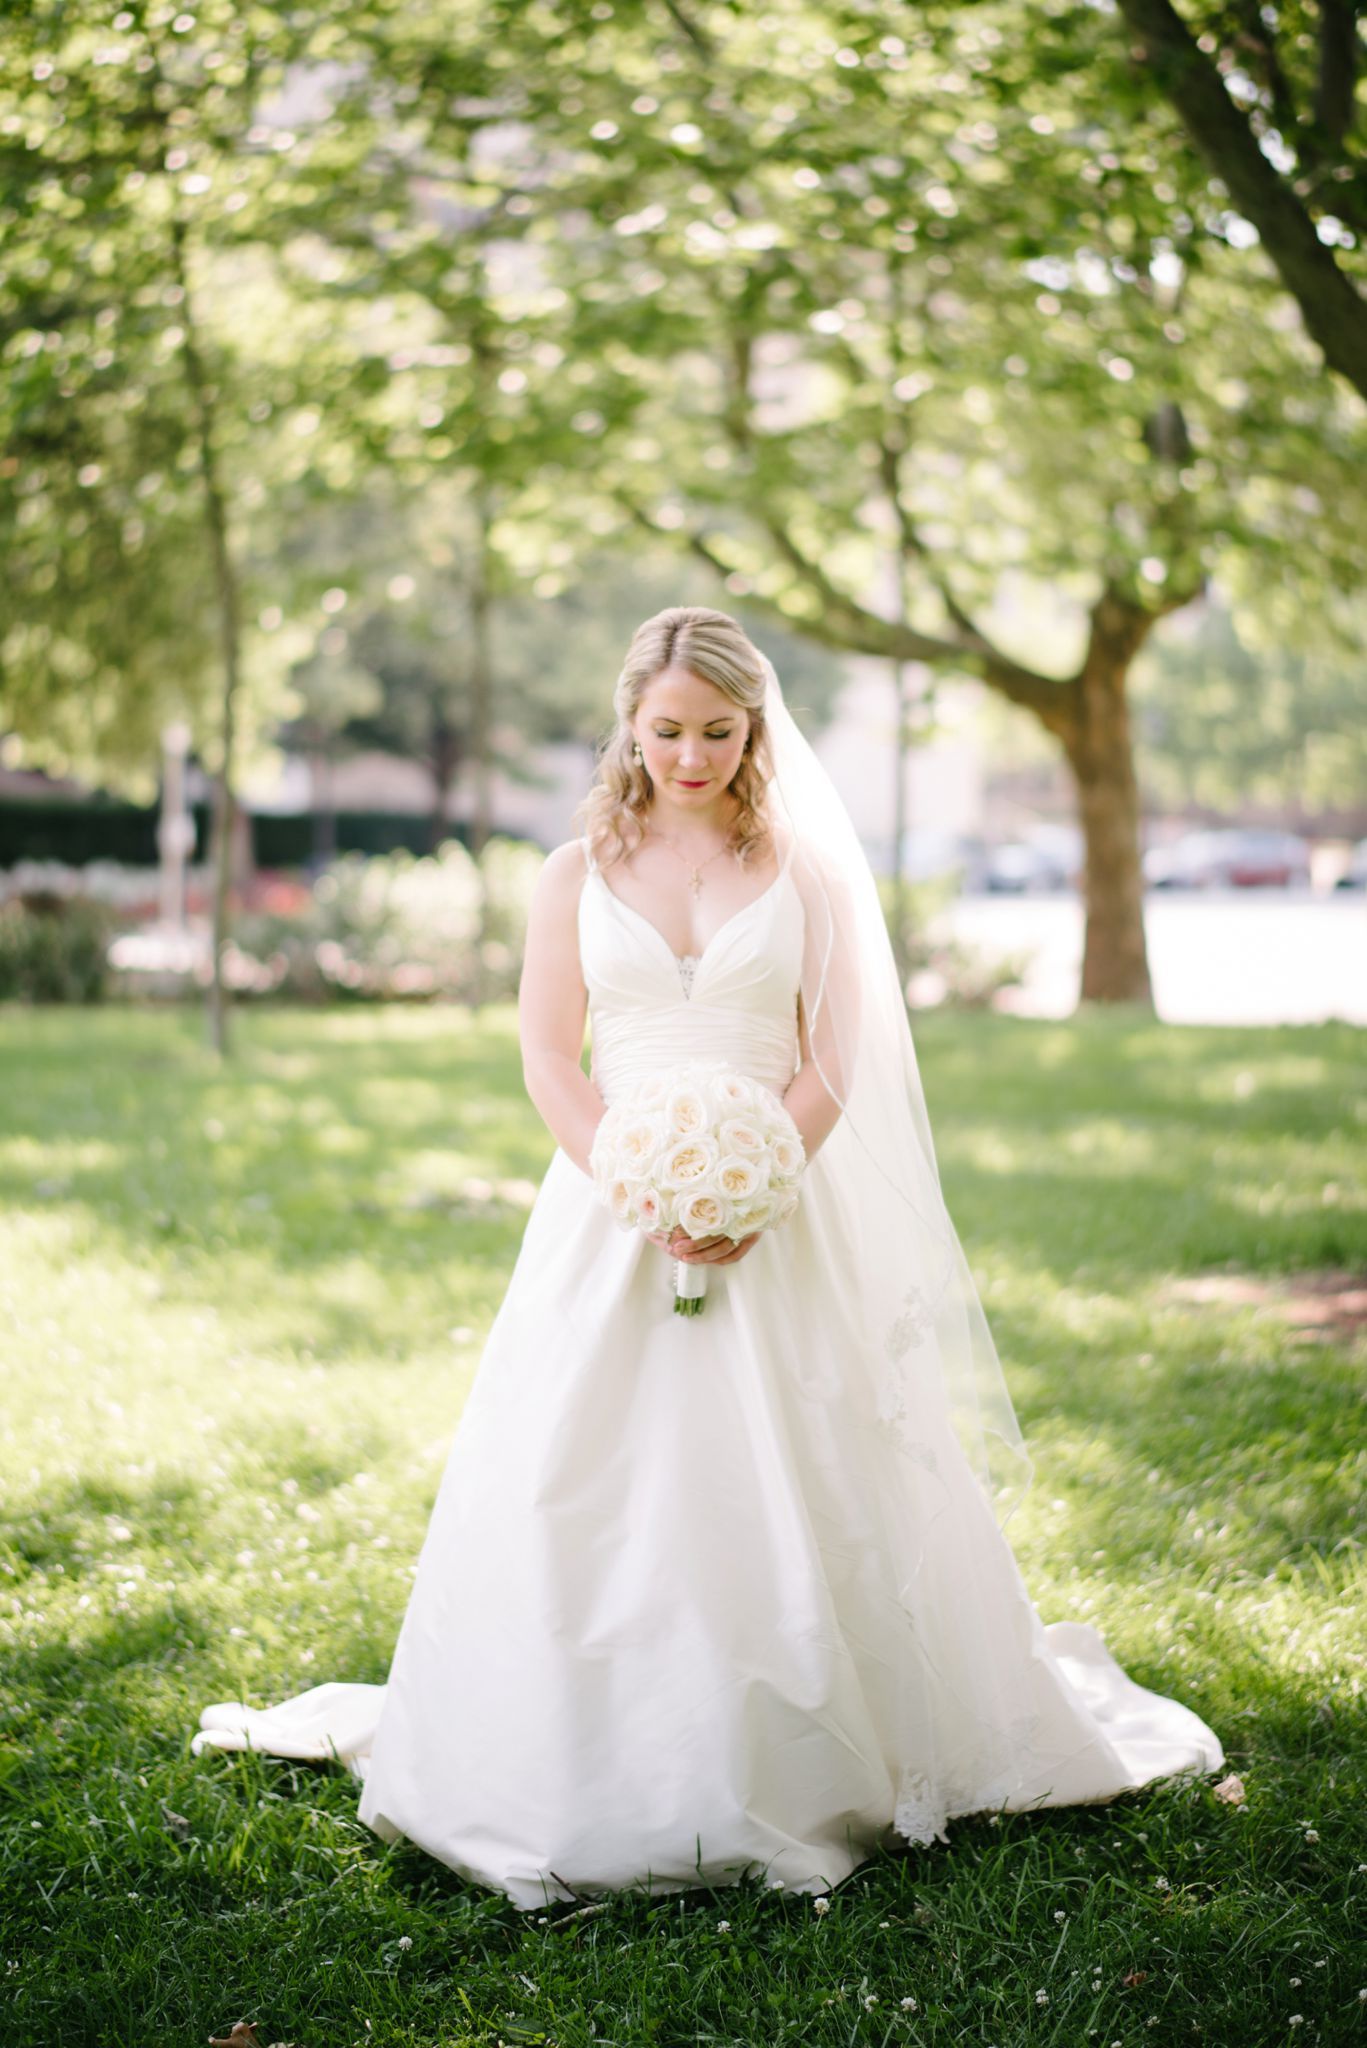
[468,483,494,858]
[1062,591,1157,1007]
[889,660,911,986]
[428,718,461,853]
[311,737,337,868]
[170,213,242,1059]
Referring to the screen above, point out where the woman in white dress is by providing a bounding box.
[192,606,1223,1910]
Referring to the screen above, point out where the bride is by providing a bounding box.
[192,605,1223,1909]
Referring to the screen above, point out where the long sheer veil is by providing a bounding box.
[759,650,1033,1525]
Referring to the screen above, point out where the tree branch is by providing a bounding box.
[1114,0,1367,401]
[616,489,1079,736]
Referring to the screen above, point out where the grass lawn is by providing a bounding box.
[1,1002,1363,2048]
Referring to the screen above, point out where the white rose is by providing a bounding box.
[617,1116,664,1174]
[677,1186,734,1239]
[715,1155,762,1203]
[589,1108,624,1179]
[718,1116,767,1157]
[714,1071,752,1107]
[732,1191,777,1233]
[636,1185,663,1231]
[658,1135,721,1190]
[769,1133,805,1179]
[633,1073,671,1109]
[665,1085,709,1137]
[770,1185,800,1225]
[608,1178,637,1227]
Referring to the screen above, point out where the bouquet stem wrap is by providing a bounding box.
[672,1258,708,1316]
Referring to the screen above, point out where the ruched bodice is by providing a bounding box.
[578,836,802,1106]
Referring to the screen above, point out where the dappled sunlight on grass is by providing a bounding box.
[2,1001,1361,2045]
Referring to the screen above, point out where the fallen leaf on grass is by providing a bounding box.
[1122,1971,1149,1988]
[160,1801,191,1838]
[1213,1773,1247,1805]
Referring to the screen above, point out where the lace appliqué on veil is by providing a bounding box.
[873,1281,938,1456]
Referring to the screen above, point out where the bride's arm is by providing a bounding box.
[781,852,861,1163]
[518,843,606,1177]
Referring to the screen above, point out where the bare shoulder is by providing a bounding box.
[532,838,592,910]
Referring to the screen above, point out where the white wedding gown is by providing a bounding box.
[192,835,1223,1910]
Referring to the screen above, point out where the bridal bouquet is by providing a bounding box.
[589,1059,806,1315]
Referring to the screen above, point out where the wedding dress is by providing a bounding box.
[191,826,1223,1911]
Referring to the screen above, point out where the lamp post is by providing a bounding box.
[157,721,196,931]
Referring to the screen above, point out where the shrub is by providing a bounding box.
[0,893,113,1003]
[229,836,541,1005]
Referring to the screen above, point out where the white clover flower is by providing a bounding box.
[716,1920,731,1933]
[1036,1990,1049,2006]
[1304,1828,1319,1843]
[813,1896,831,1915]
[1054,1909,1067,1923]
[863,1993,878,2009]
[398,1935,413,1951]
[900,1996,918,2011]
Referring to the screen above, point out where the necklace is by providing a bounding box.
[647,824,735,899]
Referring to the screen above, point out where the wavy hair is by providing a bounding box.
[573,607,775,873]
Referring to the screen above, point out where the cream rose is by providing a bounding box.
[716,1155,763,1203]
[733,1190,777,1232]
[658,1135,720,1190]
[664,1085,709,1137]
[617,1116,663,1173]
[717,1116,767,1158]
[677,1186,733,1238]
[769,1133,805,1179]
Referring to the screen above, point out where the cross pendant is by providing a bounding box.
[688,870,703,897]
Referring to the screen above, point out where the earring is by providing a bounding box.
[632,741,644,763]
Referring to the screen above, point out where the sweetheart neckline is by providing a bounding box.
[588,842,794,972]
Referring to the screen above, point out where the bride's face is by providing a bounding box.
[631,666,751,806]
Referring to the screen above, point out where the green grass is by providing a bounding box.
[1,1003,1363,2048]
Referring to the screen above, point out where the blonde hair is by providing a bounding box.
[574,606,775,872]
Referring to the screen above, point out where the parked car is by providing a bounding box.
[1144,828,1312,889]
[895,830,989,889]
[1332,838,1367,890]
[983,825,1082,893]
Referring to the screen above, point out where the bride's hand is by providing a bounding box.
[644,1227,762,1265]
